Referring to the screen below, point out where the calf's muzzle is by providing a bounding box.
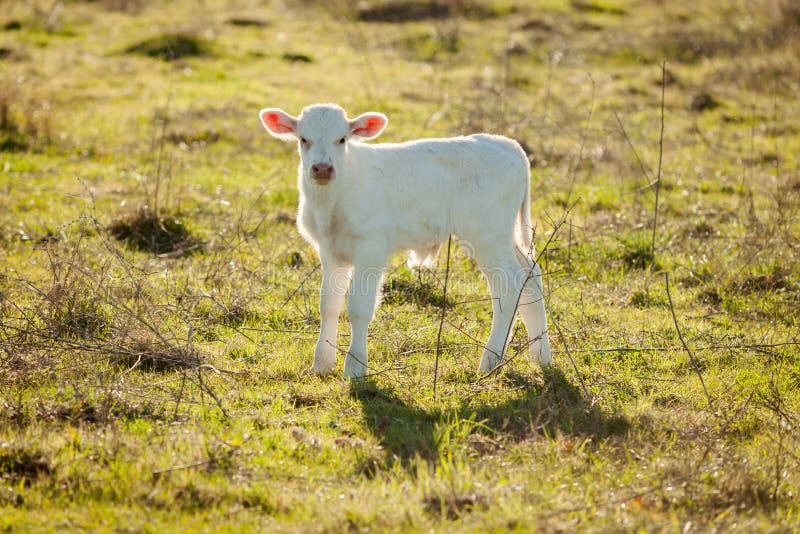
[311,163,334,184]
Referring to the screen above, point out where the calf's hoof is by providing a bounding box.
[311,344,336,375]
[311,360,336,375]
[342,353,367,379]
[532,336,551,367]
[479,348,503,373]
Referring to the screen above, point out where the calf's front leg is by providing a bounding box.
[343,258,386,379]
[312,260,351,374]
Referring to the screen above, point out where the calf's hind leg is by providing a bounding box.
[514,246,551,367]
[477,247,524,373]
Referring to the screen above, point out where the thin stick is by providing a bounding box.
[664,272,713,409]
[564,74,596,207]
[651,59,666,259]
[612,107,651,183]
[278,263,321,312]
[567,218,573,278]
[433,235,453,400]
[547,301,590,399]
[152,93,171,217]
[152,458,215,478]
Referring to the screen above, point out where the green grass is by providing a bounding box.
[1,0,799,531]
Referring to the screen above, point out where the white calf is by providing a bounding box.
[259,103,551,378]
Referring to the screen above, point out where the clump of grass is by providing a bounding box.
[31,242,111,340]
[166,128,220,147]
[617,231,660,270]
[32,396,160,425]
[357,1,451,22]
[0,87,51,152]
[94,0,147,11]
[47,293,110,340]
[109,207,201,256]
[688,91,721,112]
[571,0,626,15]
[398,24,461,60]
[124,33,212,61]
[357,1,504,23]
[423,491,487,519]
[226,17,268,27]
[281,52,313,63]
[383,276,453,308]
[697,287,722,306]
[735,266,795,294]
[195,296,261,329]
[112,331,200,372]
[0,446,53,484]
[630,288,666,308]
[683,220,718,239]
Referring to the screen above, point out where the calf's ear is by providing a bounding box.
[349,112,388,140]
[260,108,298,141]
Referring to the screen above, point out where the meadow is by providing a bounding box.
[1,0,799,531]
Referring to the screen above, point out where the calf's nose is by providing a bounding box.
[311,163,334,182]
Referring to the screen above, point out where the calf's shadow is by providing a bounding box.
[349,367,629,466]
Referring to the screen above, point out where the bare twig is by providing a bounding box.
[554,341,800,355]
[564,73,596,207]
[612,107,651,183]
[324,340,419,379]
[479,217,564,381]
[152,458,215,478]
[152,93,171,217]
[433,235,453,399]
[651,59,667,259]
[547,301,590,400]
[664,272,713,409]
[277,263,321,312]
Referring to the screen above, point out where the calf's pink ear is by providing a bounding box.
[260,108,298,141]
[349,112,388,140]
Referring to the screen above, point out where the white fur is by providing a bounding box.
[260,103,551,378]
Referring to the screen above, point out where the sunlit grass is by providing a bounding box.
[0,0,798,531]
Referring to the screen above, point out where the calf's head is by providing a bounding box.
[259,103,387,186]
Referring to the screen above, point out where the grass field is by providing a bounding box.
[1,0,799,531]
